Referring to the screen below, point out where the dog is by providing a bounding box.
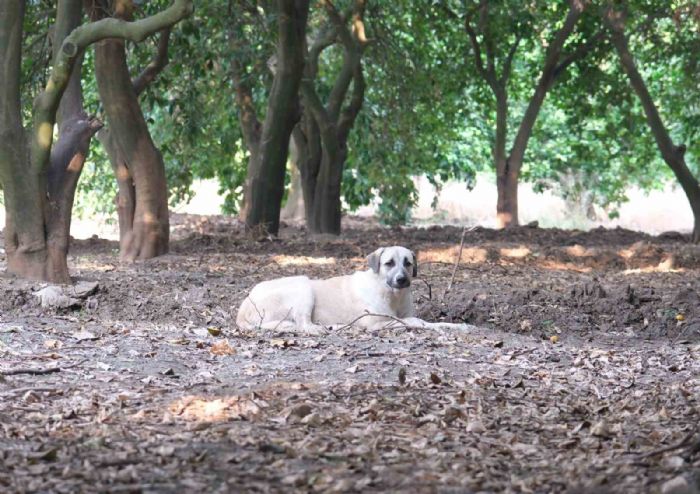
[236,246,473,334]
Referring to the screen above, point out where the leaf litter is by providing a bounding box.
[0,214,698,492]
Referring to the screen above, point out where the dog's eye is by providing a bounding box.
[404,259,412,267]
[384,260,395,267]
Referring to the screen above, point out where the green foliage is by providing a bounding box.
[19,0,700,227]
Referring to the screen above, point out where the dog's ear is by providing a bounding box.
[367,248,384,273]
[411,250,418,277]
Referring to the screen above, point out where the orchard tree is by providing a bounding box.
[87,0,188,260]
[604,4,700,241]
[293,0,368,234]
[445,0,601,227]
[230,0,310,235]
[0,0,192,282]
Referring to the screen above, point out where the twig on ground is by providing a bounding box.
[0,386,58,397]
[443,225,478,301]
[636,429,698,459]
[271,307,294,333]
[335,312,423,332]
[416,278,432,300]
[0,359,86,376]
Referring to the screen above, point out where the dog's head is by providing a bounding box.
[367,246,417,289]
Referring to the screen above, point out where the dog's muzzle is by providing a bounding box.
[389,274,410,289]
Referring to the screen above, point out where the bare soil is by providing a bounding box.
[1,214,699,493]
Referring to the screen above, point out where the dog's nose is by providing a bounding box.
[395,274,408,286]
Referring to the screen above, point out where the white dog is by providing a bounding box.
[236,246,473,334]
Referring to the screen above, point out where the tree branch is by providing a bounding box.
[30,0,194,175]
[132,27,172,96]
[300,80,334,136]
[307,24,337,79]
[462,8,497,89]
[231,57,262,154]
[323,0,363,121]
[507,0,588,170]
[499,33,522,86]
[337,62,365,144]
[553,29,606,80]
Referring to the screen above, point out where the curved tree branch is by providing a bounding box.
[30,0,194,175]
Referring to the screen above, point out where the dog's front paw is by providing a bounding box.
[300,324,328,336]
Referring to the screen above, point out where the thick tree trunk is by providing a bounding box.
[1,0,191,281]
[496,168,519,229]
[239,0,309,235]
[94,37,169,260]
[297,3,367,235]
[2,0,100,283]
[99,129,136,248]
[0,2,50,280]
[607,12,700,242]
[492,88,517,229]
[45,0,103,281]
[292,120,321,228]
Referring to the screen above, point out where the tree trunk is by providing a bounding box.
[492,87,516,229]
[292,118,321,228]
[239,0,309,235]
[2,0,100,283]
[310,147,343,234]
[496,168,519,229]
[93,34,169,260]
[0,2,49,280]
[46,0,103,281]
[280,139,305,221]
[1,0,192,281]
[99,129,136,248]
[297,3,367,235]
[606,11,700,242]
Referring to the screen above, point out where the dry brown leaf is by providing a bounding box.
[210,339,236,356]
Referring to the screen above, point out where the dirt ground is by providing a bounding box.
[1,214,699,493]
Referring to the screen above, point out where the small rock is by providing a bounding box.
[35,286,80,309]
[661,475,696,494]
[590,420,610,437]
[467,419,486,433]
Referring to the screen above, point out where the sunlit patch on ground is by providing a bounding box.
[167,395,265,422]
[537,259,593,272]
[420,246,488,264]
[564,244,596,257]
[499,246,531,258]
[272,255,336,267]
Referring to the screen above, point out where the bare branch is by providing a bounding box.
[499,33,522,86]
[462,8,496,88]
[307,23,337,79]
[132,27,172,96]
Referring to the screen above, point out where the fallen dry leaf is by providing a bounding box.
[210,339,236,356]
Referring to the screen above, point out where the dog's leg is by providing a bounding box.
[365,317,475,331]
[254,280,325,336]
